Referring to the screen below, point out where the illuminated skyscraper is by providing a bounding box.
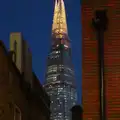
[82,0,120,120]
[44,0,77,120]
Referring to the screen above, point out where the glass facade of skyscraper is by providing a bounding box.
[44,0,77,120]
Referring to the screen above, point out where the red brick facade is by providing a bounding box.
[82,0,120,119]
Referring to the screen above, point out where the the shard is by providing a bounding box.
[44,0,77,120]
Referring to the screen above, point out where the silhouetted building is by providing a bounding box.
[0,40,50,120]
[81,0,120,119]
[44,0,77,120]
[71,105,83,120]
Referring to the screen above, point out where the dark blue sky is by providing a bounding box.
[0,0,82,103]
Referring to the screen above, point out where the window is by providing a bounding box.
[49,50,60,59]
[49,85,52,88]
[47,65,57,73]
[60,29,63,32]
[52,66,57,72]
[59,113,62,115]
[71,96,74,100]
[47,73,59,82]
[13,40,17,63]
[14,105,21,120]
[64,45,68,48]
[59,65,64,71]
[58,88,63,92]
[55,51,59,53]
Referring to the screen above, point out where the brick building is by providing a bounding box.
[0,40,50,120]
[81,0,120,119]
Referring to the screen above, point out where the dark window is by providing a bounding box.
[13,41,17,63]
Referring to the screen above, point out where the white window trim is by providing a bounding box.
[14,104,21,120]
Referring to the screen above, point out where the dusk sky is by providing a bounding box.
[0,0,81,103]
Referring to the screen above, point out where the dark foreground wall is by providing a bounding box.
[0,40,50,120]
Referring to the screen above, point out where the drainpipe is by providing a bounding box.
[92,10,108,120]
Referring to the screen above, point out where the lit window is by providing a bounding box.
[49,50,60,59]
[59,65,63,67]
[56,29,59,33]
[71,97,73,99]
[60,29,63,32]
[58,88,63,92]
[65,100,67,102]
[59,65,64,71]
[64,44,68,48]
[49,85,52,88]
[53,67,57,72]
[47,73,59,82]
[60,24,62,27]
[47,65,57,73]
[59,34,63,38]
[58,88,63,90]
[54,55,59,59]
[47,77,53,82]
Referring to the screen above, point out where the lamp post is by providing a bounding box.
[71,105,83,120]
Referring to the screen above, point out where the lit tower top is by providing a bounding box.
[52,0,68,34]
[52,0,69,46]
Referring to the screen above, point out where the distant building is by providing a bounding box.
[71,105,83,120]
[0,40,50,120]
[10,32,32,87]
[44,0,77,120]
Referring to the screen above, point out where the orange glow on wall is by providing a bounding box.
[82,0,120,120]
